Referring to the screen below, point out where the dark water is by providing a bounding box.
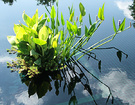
[0,0,135,105]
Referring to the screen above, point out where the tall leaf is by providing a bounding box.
[113,17,117,33]
[22,11,32,27]
[50,6,56,19]
[39,25,49,41]
[61,12,65,25]
[79,2,86,16]
[89,14,92,25]
[118,18,126,31]
[69,11,74,22]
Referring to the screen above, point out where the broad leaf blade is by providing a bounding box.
[50,6,56,19]
[32,38,47,46]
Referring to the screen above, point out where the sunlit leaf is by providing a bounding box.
[7,36,16,45]
[118,18,126,31]
[61,12,65,25]
[79,14,83,23]
[22,11,32,27]
[98,7,102,20]
[60,30,64,41]
[113,17,117,33]
[50,6,56,19]
[37,18,46,32]
[39,25,49,41]
[69,11,74,22]
[79,2,86,16]
[32,38,47,46]
[52,33,59,48]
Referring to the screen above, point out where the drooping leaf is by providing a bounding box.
[61,12,65,25]
[113,17,117,33]
[37,81,50,98]
[50,6,56,19]
[106,94,111,104]
[32,38,47,46]
[79,2,86,16]
[117,51,122,62]
[39,25,49,41]
[98,60,101,72]
[84,84,93,96]
[118,18,126,31]
[28,80,37,97]
[69,96,78,105]
[7,36,16,45]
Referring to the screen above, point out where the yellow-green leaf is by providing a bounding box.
[22,11,32,27]
[39,25,49,41]
[50,6,56,19]
[32,38,47,46]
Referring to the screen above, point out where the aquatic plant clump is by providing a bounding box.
[7,2,130,104]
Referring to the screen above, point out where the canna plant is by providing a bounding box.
[7,2,131,104]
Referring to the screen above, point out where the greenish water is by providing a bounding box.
[0,0,135,105]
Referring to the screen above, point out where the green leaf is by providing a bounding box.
[52,33,59,48]
[69,11,74,22]
[118,18,126,31]
[69,96,78,105]
[67,21,72,32]
[77,27,81,36]
[88,23,96,36]
[113,17,117,33]
[17,41,30,55]
[98,7,102,20]
[34,58,41,65]
[85,25,88,37]
[32,38,47,46]
[7,36,16,45]
[39,25,49,41]
[22,11,32,27]
[98,3,105,20]
[79,2,86,16]
[37,19,47,32]
[31,9,38,25]
[89,14,92,25]
[60,30,64,41]
[79,14,83,23]
[30,49,40,56]
[50,6,56,19]
[61,12,65,25]
[117,51,122,62]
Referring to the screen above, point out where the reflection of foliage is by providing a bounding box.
[129,0,135,28]
[2,0,16,5]
[36,0,56,6]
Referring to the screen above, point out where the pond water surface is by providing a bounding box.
[0,0,135,105]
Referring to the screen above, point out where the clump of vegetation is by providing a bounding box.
[7,1,130,104]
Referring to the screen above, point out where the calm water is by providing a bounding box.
[0,0,135,105]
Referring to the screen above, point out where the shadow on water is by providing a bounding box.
[7,47,128,105]
[1,0,56,5]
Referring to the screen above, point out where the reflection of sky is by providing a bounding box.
[15,91,44,105]
[0,56,14,63]
[98,68,135,105]
[115,0,133,20]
